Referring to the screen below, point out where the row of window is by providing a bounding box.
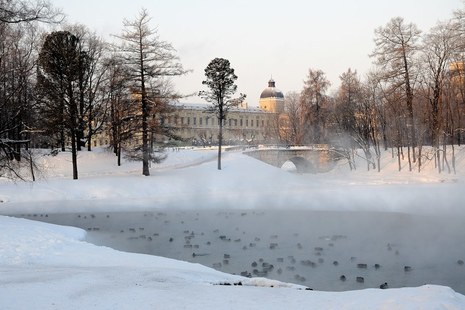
[165,116,270,128]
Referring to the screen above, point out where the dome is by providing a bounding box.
[260,78,284,99]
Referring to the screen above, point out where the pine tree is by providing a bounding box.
[37,30,90,179]
[199,58,245,170]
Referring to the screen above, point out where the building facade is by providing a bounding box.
[93,79,287,148]
[165,78,286,146]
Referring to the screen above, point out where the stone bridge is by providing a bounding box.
[244,146,342,173]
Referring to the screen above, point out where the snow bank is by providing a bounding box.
[1,146,465,309]
[1,215,464,310]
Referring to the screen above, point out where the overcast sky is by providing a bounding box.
[50,0,462,106]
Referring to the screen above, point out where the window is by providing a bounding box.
[240,119,243,126]
[246,119,249,127]
[251,119,254,127]
[200,117,203,125]
[181,117,184,125]
[187,117,190,125]
[193,117,197,125]
[206,118,209,126]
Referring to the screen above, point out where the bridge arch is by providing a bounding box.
[280,156,315,173]
[244,147,341,173]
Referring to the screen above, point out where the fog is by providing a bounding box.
[3,147,465,296]
[19,209,465,293]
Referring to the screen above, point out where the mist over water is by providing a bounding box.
[18,209,465,293]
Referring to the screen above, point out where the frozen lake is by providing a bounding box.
[16,210,465,293]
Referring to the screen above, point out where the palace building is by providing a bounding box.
[164,78,286,146]
[259,78,285,114]
[93,79,287,148]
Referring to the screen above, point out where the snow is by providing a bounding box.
[1,146,465,309]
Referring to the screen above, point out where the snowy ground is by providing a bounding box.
[1,146,465,309]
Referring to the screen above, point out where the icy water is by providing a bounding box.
[17,210,465,293]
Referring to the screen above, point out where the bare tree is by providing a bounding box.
[283,91,303,145]
[332,69,365,170]
[420,20,459,173]
[300,68,331,144]
[0,20,39,179]
[0,0,63,24]
[65,24,108,151]
[101,55,133,166]
[115,8,185,176]
[362,71,386,172]
[371,17,421,164]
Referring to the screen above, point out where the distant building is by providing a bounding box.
[163,78,287,146]
[93,78,287,148]
[259,78,285,114]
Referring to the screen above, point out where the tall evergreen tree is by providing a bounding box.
[115,8,185,176]
[199,58,245,170]
[37,30,90,179]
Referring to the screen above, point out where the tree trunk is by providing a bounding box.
[397,146,402,172]
[407,145,412,172]
[87,104,93,151]
[140,40,150,176]
[29,151,35,182]
[443,140,451,174]
[71,131,78,180]
[117,141,122,167]
[403,52,416,163]
[60,126,65,151]
[142,101,150,176]
[418,145,422,173]
[218,119,223,170]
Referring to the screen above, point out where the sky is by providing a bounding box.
[50,0,462,106]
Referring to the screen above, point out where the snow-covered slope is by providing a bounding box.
[1,146,465,309]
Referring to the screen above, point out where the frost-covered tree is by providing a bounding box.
[0,22,38,179]
[199,57,245,170]
[283,91,303,145]
[420,20,460,173]
[115,8,185,176]
[102,55,132,166]
[0,0,63,24]
[300,69,331,144]
[371,17,421,164]
[0,0,62,180]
